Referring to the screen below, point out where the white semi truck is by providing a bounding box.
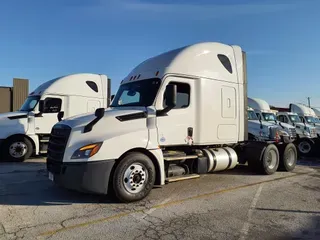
[312,107,320,118]
[247,107,290,143]
[290,103,320,135]
[46,42,298,203]
[248,97,297,141]
[0,73,111,161]
[276,109,318,156]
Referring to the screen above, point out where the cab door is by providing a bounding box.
[34,96,65,134]
[155,77,195,146]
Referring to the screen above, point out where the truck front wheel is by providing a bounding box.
[2,136,33,162]
[112,152,156,202]
[279,143,297,172]
[297,139,312,156]
[260,144,279,175]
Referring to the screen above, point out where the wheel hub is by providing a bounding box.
[123,163,148,194]
[9,142,27,158]
[266,149,277,169]
[285,148,295,166]
[299,141,311,154]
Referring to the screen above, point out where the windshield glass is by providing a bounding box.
[314,117,320,123]
[262,112,276,121]
[111,78,161,107]
[248,110,258,120]
[288,114,301,123]
[305,117,318,123]
[19,96,40,111]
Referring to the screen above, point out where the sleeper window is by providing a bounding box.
[163,82,190,109]
[43,98,62,113]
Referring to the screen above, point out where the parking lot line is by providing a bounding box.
[38,172,310,238]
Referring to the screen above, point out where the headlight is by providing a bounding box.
[259,131,269,137]
[303,131,310,136]
[71,142,102,159]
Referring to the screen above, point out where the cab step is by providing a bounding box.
[40,139,49,143]
[165,174,200,183]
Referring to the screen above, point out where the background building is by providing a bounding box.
[0,78,29,113]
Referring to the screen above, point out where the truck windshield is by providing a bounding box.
[288,115,301,123]
[305,116,318,124]
[248,110,258,120]
[314,118,320,123]
[262,113,276,121]
[111,78,161,107]
[20,96,40,112]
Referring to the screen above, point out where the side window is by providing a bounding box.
[163,82,190,109]
[278,115,284,122]
[217,54,233,74]
[43,98,62,113]
[283,116,289,123]
[86,81,98,93]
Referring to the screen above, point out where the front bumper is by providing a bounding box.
[47,159,115,194]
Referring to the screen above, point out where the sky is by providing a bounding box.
[0,0,320,107]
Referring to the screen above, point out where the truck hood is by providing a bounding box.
[0,111,29,139]
[0,111,28,119]
[248,120,277,136]
[60,107,147,129]
[55,107,150,161]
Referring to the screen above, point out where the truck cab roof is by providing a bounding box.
[248,97,271,112]
[121,42,244,85]
[29,73,108,98]
[290,103,316,117]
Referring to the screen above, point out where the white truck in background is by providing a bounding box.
[248,97,297,142]
[46,42,298,203]
[290,103,320,135]
[247,107,289,142]
[0,73,111,162]
[276,108,318,156]
[312,107,320,118]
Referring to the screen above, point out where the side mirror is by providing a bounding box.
[165,84,177,108]
[57,111,64,122]
[95,108,105,118]
[38,100,44,113]
[84,108,105,133]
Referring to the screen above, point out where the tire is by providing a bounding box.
[297,139,313,157]
[2,136,33,162]
[112,152,156,203]
[279,143,297,172]
[260,144,279,175]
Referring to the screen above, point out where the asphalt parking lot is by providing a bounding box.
[0,158,319,240]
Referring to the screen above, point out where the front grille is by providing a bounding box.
[47,124,71,163]
[288,128,297,138]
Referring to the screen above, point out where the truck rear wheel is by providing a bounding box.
[112,152,155,202]
[2,136,33,162]
[260,144,279,175]
[279,143,297,172]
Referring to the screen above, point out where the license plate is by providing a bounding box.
[48,172,54,181]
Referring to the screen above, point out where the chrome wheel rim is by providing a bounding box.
[266,149,277,169]
[123,163,148,194]
[298,141,311,154]
[9,142,27,158]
